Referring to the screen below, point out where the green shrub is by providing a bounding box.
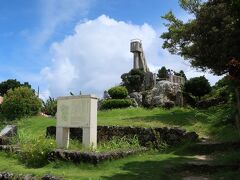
[101,99,132,110]
[1,86,41,120]
[184,76,211,100]
[121,69,145,92]
[157,66,168,79]
[41,97,57,116]
[108,86,128,99]
[17,132,55,168]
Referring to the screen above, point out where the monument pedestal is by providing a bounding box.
[82,127,97,148]
[56,127,70,149]
[56,95,98,149]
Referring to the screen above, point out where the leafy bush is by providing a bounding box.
[41,97,57,116]
[108,86,128,99]
[17,133,55,167]
[183,92,197,107]
[121,69,145,92]
[101,99,132,110]
[157,66,168,79]
[184,76,211,100]
[1,86,41,120]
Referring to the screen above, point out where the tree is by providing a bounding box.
[161,0,240,125]
[157,66,168,79]
[184,76,211,100]
[0,79,31,96]
[41,97,57,116]
[174,70,187,80]
[121,69,145,93]
[1,86,41,120]
[161,0,240,75]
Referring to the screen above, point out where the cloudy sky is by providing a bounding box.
[0,0,223,99]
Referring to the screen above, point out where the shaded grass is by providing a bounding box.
[0,151,187,179]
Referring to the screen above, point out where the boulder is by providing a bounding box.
[0,125,17,138]
[142,81,182,108]
[129,92,142,106]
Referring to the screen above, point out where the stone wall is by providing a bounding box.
[0,172,61,180]
[49,148,147,165]
[46,126,198,146]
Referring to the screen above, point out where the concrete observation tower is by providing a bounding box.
[130,39,149,73]
[130,39,156,90]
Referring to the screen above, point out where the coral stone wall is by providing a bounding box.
[46,126,198,146]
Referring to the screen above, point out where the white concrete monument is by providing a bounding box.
[130,39,150,73]
[56,95,98,149]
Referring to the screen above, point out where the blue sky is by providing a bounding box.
[0,0,222,99]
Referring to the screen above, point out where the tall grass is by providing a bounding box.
[69,136,141,153]
[13,130,56,168]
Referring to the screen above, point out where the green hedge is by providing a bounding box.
[108,86,128,99]
[101,99,132,110]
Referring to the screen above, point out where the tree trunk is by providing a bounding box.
[235,87,240,130]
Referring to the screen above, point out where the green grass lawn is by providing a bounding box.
[0,105,239,179]
[98,105,240,141]
[11,105,239,141]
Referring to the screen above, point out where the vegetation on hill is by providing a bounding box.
[121,69,145,93]
[0,79,32,96]
[1,86,41,120]
[0,102,239,179]
[100,86,132,110]
[41,97,57,116]
[184,76,211,100]
[161,0,240,129]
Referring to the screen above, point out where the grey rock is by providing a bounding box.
[129,92,142,106]
[142,81,182,108]
[103,90,111,99]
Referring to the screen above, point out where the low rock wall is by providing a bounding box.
[49,148,147,165]
[0,172,61,180]
[46,126,198,146]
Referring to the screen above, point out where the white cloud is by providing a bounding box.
[41,15,223,98]
[32,0,94,47]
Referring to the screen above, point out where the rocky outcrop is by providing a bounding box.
[129,92,142,107]
[129,81,183,108]
[142,80,183,108]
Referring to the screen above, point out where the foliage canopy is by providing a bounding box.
[184,76,211,99]
[1,86,41,120]
[0,79,31,96]
[161,0,240,75]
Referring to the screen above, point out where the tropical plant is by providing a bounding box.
[1,86,41,120]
